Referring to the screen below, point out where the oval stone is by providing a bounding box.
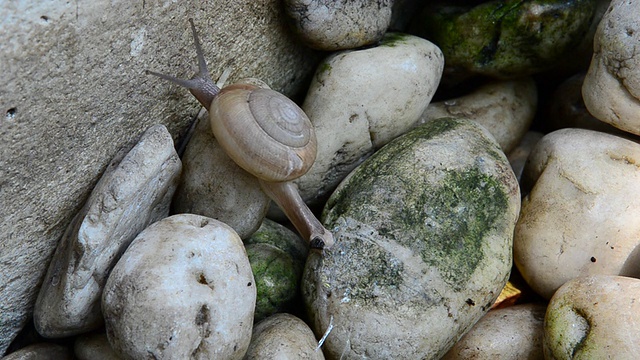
[544,275,640,358]
[245,313,323,359]
[102,214,255,359]
[283,0,392,51]
[582,0,640,135]
[416,78,537,153]
[442,303,546,359]
[303,118,520,359]
[172,112,270,239]
[295,33,444,205]
[514,129,640,299]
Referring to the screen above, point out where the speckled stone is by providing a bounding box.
[284,0,393,51]
[102,214,255,359]
[304,118,520,359]
[515,129,640,299]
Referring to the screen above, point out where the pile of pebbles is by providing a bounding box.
[5,0,640,359]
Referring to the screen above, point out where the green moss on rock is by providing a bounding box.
[246,243,302,322]
[323,118,512,291]
[412,0,596,77]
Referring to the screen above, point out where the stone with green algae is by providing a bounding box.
[303,117,521,359]
[412,0,596,79]
[245,219,307,322]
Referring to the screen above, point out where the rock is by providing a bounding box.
[244,219,307,322]
[296,33,444,205]
[442,303,546,360]
[244,313,323,359]
[1,343,71,360]
[33,124,180,338]
[102,214,255,359]
[544,275,640,359]
[415,78,537,153]
[514,129,640,299]
[412,0,597,79]
[74,333,121,360]
[583,0,640,135]
[0,1,319,353]
[303,118,521,359]
[171,110,270,239]
[244,218,308,262]
[283,0,392,51]
[246,243,304,322]
[549,73,630,136]
[507,131,544,184]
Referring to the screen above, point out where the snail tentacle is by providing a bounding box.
[147,18,220,108]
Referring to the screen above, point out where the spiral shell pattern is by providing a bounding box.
[210,84,317,182]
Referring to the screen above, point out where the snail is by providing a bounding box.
[148,19,334,249]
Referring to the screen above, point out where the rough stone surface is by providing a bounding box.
[102,214,255,360]
[283,0,392,51]
[583,0,640,135]
[0,0,318,354]
[171,110,269,239]
[304,118,520,359]
[544,275,640,359]
[515,129,640,299]
[296,33,444,205]
[442,303,546,359]
[416,78,537,153]
[245,313,323,359]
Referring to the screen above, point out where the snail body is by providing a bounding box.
[149,19,333,249]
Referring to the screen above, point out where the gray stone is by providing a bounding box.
[303,118,520,359]
[33,124,180,338]
[284,0,393,51]
[102,214,255,359]
[442,303,546,360]
[245,313,324,360]
[416,78,537,154]
[171,110,269,239]
[0,0,318,354]
[74,333,121,360]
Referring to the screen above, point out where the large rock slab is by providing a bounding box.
[0,0,318,354]
[303,118,520,359]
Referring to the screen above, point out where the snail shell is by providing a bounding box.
[210,83,317,182]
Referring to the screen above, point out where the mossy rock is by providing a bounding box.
[303,118,520,359]
[244,218,308,263]
[412,0,596,78]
